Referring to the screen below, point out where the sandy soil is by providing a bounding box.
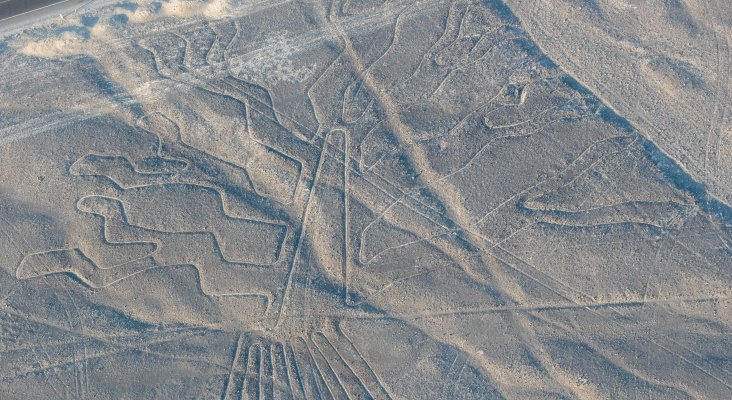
[0,0,730,399]
[504,0,732,207]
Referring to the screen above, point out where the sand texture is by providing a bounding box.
[0,0,730,399]
[504,0,732,207]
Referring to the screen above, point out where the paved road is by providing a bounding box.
[0,0,62,20]
[0,0,93,31]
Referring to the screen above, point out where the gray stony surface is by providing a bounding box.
[0,1,730,399]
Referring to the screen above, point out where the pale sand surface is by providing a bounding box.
[504,0,732,207]
[0,1,730,399]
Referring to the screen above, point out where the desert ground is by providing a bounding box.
[0,0,730,399]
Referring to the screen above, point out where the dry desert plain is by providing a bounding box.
[0,0,731,399]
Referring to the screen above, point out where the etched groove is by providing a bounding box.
[3,1,731,398]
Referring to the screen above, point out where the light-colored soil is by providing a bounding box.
[0,1,730,399]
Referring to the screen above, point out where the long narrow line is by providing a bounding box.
[275,132,332,329]
[221,333,245,400]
